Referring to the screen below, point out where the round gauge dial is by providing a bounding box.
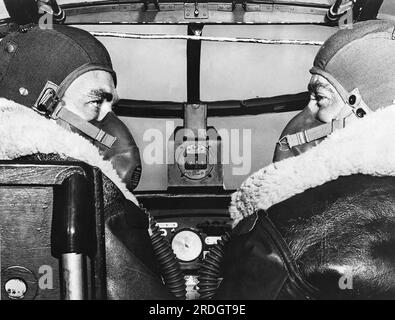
[171,229,203,262]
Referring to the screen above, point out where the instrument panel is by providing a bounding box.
[152,213,231,300]
[153,214,231,269]
[137,192,233,298]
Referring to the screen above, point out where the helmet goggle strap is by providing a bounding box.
[278,88,372,150]
[33,81,116,149]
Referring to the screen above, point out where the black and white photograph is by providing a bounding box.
[0,0,394,309]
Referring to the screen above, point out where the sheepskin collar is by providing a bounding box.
[0,98,138,205]
[230,105,395,227]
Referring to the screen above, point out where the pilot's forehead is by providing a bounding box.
[66,71,117,95]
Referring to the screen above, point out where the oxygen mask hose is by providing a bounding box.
[149,217,187,300]
[198,232,230,300]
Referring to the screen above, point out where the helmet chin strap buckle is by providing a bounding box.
[347,88,372,118]
[33,81,60,116]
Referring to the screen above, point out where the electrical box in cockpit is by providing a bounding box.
[168,104,223,188]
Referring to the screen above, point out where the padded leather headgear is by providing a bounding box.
[311,19,395,111]
[0,24,116,107]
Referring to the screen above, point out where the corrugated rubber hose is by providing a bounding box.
[198,233,231,300]
[149,217,187,300]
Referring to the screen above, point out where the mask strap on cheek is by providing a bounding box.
[52,106,117,148]
[33,81,117,149]
[278,118,346,149]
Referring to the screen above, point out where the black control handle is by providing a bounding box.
[51,173,96,259]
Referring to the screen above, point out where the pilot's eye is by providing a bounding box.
[316,95,329,106]
[88,100,103,108]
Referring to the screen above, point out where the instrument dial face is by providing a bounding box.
[175,142,213,180]
[171,230,203,262]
